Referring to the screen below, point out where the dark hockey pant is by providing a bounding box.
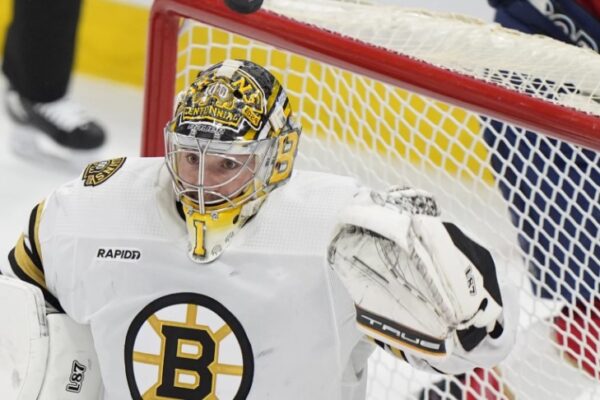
[2,0,82,102]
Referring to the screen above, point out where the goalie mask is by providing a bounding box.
[165,59,301,263]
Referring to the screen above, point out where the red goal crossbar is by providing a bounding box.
[142,0,600,156]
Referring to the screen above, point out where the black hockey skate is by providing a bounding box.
[5,88,106,160]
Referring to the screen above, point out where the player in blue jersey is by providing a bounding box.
[420,2,600,398]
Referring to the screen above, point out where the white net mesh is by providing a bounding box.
[265,0,600,114]
[153,0,600,398]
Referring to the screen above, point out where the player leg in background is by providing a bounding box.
[480,124,599,399]
[419,1,600,398]
[2,0,105,159]
[418,116,600,400]
[485,1,600,393]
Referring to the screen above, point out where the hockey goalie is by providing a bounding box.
[0,59,517,399]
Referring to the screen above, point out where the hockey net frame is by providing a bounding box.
[141,0,600,398]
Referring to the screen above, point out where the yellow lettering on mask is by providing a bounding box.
[232,76,253,96]
[268,131,299,185]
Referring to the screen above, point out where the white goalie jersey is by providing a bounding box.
[3,157,516,400]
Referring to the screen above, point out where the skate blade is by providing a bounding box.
[9,125,105,172]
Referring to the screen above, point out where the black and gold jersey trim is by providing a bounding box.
[8,246,63,312]
[8,201,64,312]
[28,201,44,269]
[12,234,44,289]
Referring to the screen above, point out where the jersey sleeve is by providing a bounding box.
[5,199,64,313]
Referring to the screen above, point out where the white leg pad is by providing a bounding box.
[38,314,102,400]
[0,276,49,400]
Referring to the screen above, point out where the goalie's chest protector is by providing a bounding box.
[39,158,365,400]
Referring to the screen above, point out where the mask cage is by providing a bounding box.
[165,128,277,214]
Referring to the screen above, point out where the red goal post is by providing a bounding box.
[141,0,600,399]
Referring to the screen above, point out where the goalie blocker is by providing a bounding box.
[0,276,102,400]
[328,187,517,371]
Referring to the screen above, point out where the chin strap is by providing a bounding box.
[180,195,267,263]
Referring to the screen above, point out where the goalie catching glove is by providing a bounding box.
[327,187,503,360]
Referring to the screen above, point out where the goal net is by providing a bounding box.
[141,0,600,398]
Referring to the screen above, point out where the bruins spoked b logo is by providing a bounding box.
[125,293,253,399]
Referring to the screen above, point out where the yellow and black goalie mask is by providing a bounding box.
[165,59,301,263]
